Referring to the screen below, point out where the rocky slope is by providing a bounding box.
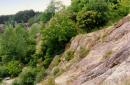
[55,14,130,85]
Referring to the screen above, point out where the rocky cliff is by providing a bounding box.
[55,14,130,85]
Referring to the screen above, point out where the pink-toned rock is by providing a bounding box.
[55,14,130,85]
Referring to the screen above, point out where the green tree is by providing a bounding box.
[39,11,77,68]
[0,24,28,63]
[70,0,89,12]
[39,1,56,23]
[14,10,36,23]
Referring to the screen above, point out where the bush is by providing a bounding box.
[0,66,9,78]
[117,6,129,16]
[1,55,11,64]
[40,11,77,68]
[13,67,36,85]
[71,0,110,32]
[35,67,46,83]
[43,57,53,69]
[6,61,22,77]
[77,11,107,32]
[70,0,89,12]
[12,79,19,85]
[85,0,109,13]
[108,0,130,21]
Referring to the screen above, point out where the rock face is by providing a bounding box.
[55,15,130,85]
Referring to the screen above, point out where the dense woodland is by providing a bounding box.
[0,0,130,85]
[0,10,39,24]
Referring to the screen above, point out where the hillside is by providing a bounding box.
[0,0,130,85]
[54,14,130,85]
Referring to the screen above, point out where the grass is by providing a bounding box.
[99,31,108,43]
[41,76,56,85]
[51,66,60,77]
[79,47,90,59]
[64,50,75,61]
[49,55,61,70]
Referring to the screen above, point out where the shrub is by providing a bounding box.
[117,6,129,16]
[108,0,130,21]
[13,67,36,85]
[85,0,109,13]
[6,61,22,77]
[70,0,89,12]
[0,66,9,78]
[12,79,19,85]
[77,11,108,32]
[1,55,11,64]
[108,0,118,4]
[35,67,46,83]
[64,50,74,61]
[43,57,53,69]
[74,0,110,32]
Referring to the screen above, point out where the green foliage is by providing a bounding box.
[13,67,37,85]
[0,25,28,63]
[108,0,130,21]
[6,61,22,77]
[28,15,40,25]
[12,79,19,85]
[12,66,46,85]
[39,1,56,23]
[77,11,107,32]
[35,71,45,83]
[117,0,130,16]
[108,0,118,4]
[70,0,89,12]
[35,67,46,83]
[84,0,109,13]
[39,0,64,23]
[14,10,36,23]
[25,23,41,64]
[0,66,9,78]
[1,0,130,83]
[70,0,130,32]
[70,0,109,32]
[0,10,37,24]
[0,23,40,64]
[40,11,77,68]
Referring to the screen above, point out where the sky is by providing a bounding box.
[0,0,71,15]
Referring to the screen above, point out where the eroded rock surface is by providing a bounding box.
[55,15,130,85]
